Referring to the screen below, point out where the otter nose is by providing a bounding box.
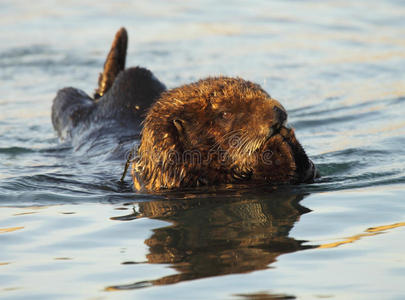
[273,105,287,125]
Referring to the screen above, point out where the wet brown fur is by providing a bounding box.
[132,77,315,191]
[52,27,316,192]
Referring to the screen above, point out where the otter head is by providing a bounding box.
[132,77,317,191]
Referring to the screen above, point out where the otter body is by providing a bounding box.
[52,28,317,192]
[52,67,166,157]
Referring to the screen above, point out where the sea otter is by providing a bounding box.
[52,27,317,192]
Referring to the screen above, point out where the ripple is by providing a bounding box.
[0,45,99,69]
[0,146,35,155]
[291,97,389,119]
[291,110,379,129]
[315,148,388,159]
[0,45,52,59]
[389,96,405,105]
[316,161,357,176]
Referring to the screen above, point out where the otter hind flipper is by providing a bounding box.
[94,27,128,100]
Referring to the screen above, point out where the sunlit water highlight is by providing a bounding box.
[1,1,405,299]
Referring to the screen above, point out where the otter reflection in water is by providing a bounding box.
[107,190,314,290]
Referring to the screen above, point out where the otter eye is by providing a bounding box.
[219,111,232,120]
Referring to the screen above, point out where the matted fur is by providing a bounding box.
[51,27,316,192]
[132,77,315,191]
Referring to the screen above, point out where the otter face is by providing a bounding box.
[204,89,287,158]
[133,77,317,191]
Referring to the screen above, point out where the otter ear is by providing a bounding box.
[173,119,191,147]
[173,119,185,135]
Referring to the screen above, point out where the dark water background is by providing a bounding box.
[1,1,405,299]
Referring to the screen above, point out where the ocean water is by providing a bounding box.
[1,0,405,299]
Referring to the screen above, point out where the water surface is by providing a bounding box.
[1,1,405,299]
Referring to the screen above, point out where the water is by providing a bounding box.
[1,0,405,299]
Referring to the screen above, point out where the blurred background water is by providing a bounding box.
[0,0,405,299]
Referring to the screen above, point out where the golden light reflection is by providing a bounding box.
[0,226,24,234]
[319,222,405,249]
[2,287,20,292]
[13,212,38,216]
[9,206,51,210]
[367,222,405,233]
